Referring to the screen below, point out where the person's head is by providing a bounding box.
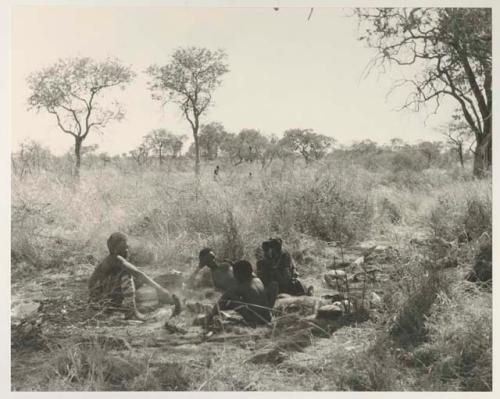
[262,240,272,259]
[107,232,129,258]
[232,260,254,283]
[262,238,282,259]
[199,248,216,269]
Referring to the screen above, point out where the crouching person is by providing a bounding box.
[88,232,146,321]
[257,238,313,297]
[205,260,279,329]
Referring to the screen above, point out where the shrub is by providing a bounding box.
[427,181,491,241]
[333,336,405,391]
[379,197,402,224]
[50,339,144,390]
[129,362,192,391]
[385,251,452,347]
[416,283,492,391]
[268,171,375,244]
[219,209,245,260]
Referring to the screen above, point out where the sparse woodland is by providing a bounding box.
[11,7,492,392]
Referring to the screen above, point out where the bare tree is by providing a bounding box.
[144,129,169,165]
[27,57,135,177]
[356,8,491,177]
[147,47,229,175]
[440,112,475,168]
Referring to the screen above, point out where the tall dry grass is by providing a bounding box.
[11,158,492,391]
[12,161,378,275]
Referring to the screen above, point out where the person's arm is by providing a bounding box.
[88,261,109,300]
[289,253,299,278]
[88,266,100,291]
[256,260,264,280]
[187,265,203,284]
[116,255,182,317]
[276,253,294,281]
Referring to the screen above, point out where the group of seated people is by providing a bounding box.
[88,232,313,327]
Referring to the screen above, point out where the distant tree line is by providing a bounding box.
[26,7,491,178]
[12,124,474,178]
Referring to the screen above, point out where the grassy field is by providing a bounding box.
[11,157,492,391]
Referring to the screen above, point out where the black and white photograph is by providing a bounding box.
[5,0,496,393]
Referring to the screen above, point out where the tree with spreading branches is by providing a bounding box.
[356,8,491,177]
[198,122,227,161]
[147,47,229,175]
[27,57,135,176]
[280,129,334,164]
[144,129,187,165]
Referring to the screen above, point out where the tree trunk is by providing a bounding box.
[159,146,163,165]
[74,137,82,177]
[473,132,492,178]
[458,143,464,168]
[194,131,200,175]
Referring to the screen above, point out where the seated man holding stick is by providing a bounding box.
[88,232,181,320]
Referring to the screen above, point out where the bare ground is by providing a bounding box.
[10,236,449,391]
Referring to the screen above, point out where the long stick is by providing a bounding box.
[116,255,182,317]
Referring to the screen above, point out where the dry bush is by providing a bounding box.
[264,169,375,244]
[427,180,491,241]
[411,282,492,391]
[384,248,453,347]
[218,209,245,260]
[129,362,192,391]
[45,337,195,391]
[49,339,145,390]
[378,197,402,225]
[381,169,432,191]
[296,177,374,243]
[389,269,451,346]
[334,349,403,391]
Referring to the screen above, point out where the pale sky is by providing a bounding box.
[11,5,456,155]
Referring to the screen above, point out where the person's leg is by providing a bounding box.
[266,281,279,308]
[120,273,145,320]
[95,274,124,312]
[287,278,308,296]
[235,304,272,327]
[234,306,259,328]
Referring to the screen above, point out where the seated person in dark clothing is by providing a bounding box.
[88,232,146,320]
[256,238,313,296]
[205,260,279,328]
